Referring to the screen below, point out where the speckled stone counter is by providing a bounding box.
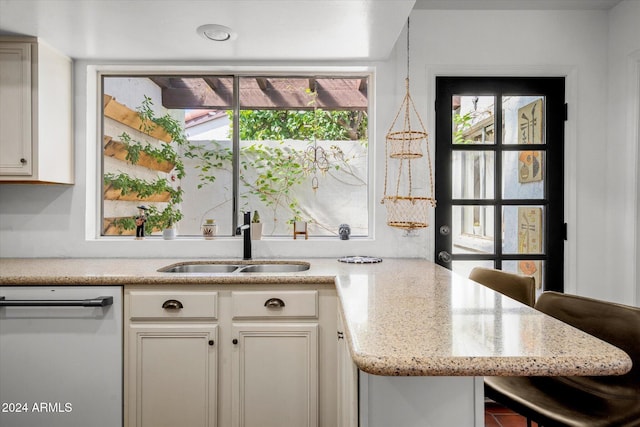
[0,257,632,378]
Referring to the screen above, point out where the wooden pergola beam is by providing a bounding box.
[150,77,368,110]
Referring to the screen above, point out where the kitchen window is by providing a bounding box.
[100,74,370,238]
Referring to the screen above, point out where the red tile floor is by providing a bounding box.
[485,401,539,427]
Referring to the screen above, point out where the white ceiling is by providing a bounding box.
[0,0,623,61]
[414,0,622,9]
[0,0,415,61]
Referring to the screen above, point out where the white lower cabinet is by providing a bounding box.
[125,290,219,427]
[125,285,337,427]
[128,324,218,427]
[232,323,318,427]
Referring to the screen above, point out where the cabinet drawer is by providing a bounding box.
[129,291,217,320]
[232,290,318,319]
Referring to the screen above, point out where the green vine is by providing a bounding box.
[118,132,185,179]
[136,95,188,146]
[105,172,183,231]
[182,140,232,188]
[240,143,306,224]
[104,172,181,202]
[183,102,368,231]
[105,95,191,233]
[453,112,474,144]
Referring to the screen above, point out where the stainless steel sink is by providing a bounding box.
[237,263,310,273]
[158,261,310,274]
[159,263,241,273]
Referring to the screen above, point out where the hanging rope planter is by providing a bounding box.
[381,18,436,229]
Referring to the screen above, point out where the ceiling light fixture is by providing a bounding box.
[197,24,236,42]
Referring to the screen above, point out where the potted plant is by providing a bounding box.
[146,204,182,240]
[251,211,263,240]
[201,218,217,240]
[162,220,176,240]
[473,221,481,235]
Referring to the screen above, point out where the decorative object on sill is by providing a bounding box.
[201,219,217,240]
[162,220,176,240]
[293,221,308,240]
[337,256,382,264]
[251,211,263,240]
[339,224,351,240]
[135,205,148,240]
[300,80,330,191]
[381,17,436,230]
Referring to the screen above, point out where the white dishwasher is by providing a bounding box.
[0,286,122,427]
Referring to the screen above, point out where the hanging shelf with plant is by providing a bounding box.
[102,94,187,235]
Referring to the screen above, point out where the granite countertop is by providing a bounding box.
[0,257,632,377]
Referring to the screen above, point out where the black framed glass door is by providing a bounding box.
[435,77,565,292]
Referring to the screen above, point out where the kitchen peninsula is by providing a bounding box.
[0,258,632,427]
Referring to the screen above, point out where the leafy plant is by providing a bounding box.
[136,95,189,146]
[104,172,182,202]
[182,140,232,188]
[233,109,367,142]
[118,132,186,179]
[104,95,192,234]
[145,203,184,231]
[453,112,474,144]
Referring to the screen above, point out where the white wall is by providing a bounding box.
[605,0,640,305]
[0,4,638,305]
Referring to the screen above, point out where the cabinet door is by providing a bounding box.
[337,312,358,427]
[232,323,318,427]
[127,324,218,427]
[0,43,31,176]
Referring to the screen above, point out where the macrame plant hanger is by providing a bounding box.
[381,17,436,230]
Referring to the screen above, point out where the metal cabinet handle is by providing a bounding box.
[20,158,27,164]
[162,299,184,310]
[264,297,285,308]
[0,296,113,307]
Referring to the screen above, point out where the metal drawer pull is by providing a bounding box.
[264,297,285,308]
[162,299,184,310]
[0,296,113,307]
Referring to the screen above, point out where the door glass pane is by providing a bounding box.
[503,260,544,290]
[453,151,495,199]
[502,206,544,254]
[452,205,495,254]
[452,95,495,145]
[502,151,545,199]
[502,96,545,145]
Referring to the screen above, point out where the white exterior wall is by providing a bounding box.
[0,3,638,305]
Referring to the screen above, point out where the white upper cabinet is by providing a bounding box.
[0,37,73,184]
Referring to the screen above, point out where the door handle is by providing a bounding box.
[0,296,113,307]
[437,251,452,263]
